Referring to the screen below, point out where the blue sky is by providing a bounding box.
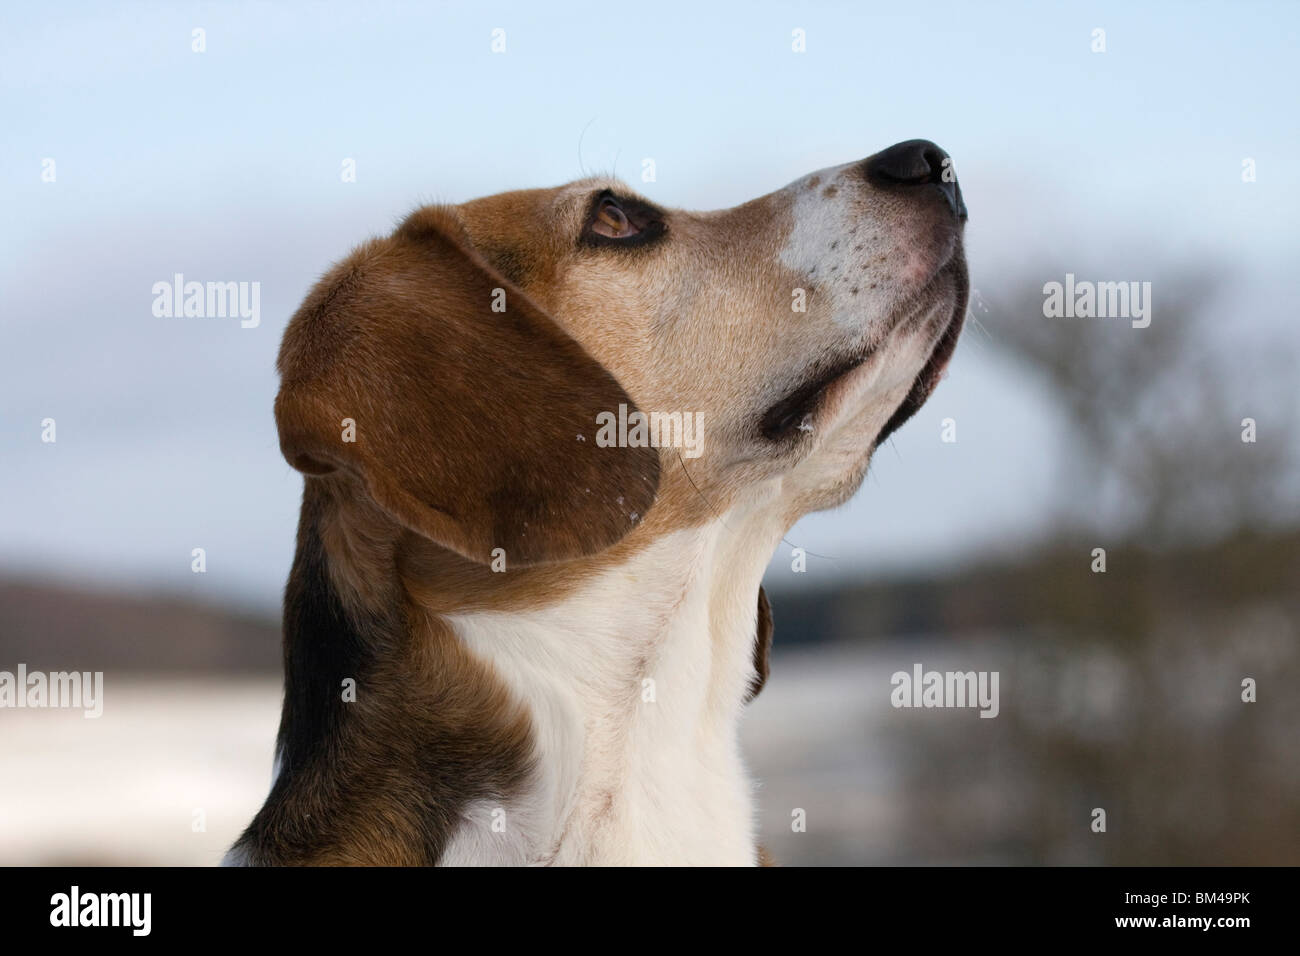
[3,1,1297,609]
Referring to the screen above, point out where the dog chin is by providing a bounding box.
[786,279,968,513]
[873,262,968,446]
[782,368,919,512]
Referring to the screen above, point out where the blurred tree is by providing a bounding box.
[979,267,1299,547]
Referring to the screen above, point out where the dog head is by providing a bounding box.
[275,140,968,570]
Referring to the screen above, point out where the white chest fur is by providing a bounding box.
[439,501,783,866]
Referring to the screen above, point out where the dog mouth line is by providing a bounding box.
[759,267,964,442]
[758,350,876,440]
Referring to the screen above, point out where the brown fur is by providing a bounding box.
[748,586,774,702]
[275,206,660,566]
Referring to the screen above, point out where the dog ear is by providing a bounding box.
[746,586,774,703]
[274,206,660,566]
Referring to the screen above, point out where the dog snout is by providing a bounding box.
[861,139,967,220]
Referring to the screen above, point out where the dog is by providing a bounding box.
[226,139,968,866]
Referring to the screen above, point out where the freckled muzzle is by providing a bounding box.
[761,141,969,445]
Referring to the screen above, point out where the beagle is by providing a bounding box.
[227,139,968,866]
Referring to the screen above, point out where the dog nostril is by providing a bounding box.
[919,145,946,181]
[862,139,966,218]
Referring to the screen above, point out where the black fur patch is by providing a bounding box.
[228,485,534,865]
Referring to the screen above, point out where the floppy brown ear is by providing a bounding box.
[746,586,774,703]
[274,206,660,566]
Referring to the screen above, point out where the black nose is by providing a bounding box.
[862,139,966,219]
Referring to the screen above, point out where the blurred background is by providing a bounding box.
[2,1,1297,865]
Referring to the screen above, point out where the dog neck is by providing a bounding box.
[441,495,783,865]
[232,481,784,866]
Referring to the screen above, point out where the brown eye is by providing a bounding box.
[592,197,639,238]
[581,190,666,248]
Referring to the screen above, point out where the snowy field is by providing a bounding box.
[3,633,1287,866]
[0,643,915,866]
